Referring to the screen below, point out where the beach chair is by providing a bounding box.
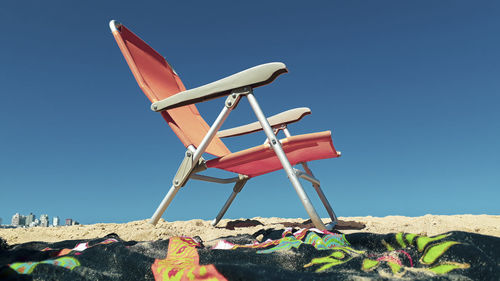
[109,20,341,230]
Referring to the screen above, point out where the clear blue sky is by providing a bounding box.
[1,1,499,225]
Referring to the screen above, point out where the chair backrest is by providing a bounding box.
[111,23,230,157]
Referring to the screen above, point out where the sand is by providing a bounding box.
[1,215,498,246]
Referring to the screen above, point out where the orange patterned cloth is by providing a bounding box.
[151,237,227,281]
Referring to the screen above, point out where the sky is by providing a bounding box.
[1,1,499,225]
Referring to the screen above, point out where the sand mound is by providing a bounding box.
[1,215,498,245]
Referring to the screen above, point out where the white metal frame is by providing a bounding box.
[149,87,338,230]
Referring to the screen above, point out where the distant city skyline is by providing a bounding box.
[9,212,79,227]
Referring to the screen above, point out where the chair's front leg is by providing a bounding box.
[301,162,338,224]
[283,127,292,138]
[246,91,326,230]
[263,128,281,144]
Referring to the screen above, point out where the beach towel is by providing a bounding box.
[1,229,498,280]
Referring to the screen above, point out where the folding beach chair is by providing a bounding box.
[109,20,342,230]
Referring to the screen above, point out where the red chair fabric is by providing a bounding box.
[206,131,339,177]
[112,24,230,157]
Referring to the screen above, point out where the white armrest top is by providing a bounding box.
[217,107,311,138]
[151,62,288,111]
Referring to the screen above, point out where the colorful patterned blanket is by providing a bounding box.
[1,228,498,280]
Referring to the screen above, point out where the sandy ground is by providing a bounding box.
[1,215,498,246]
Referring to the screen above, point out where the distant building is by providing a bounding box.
[11,213,20,226]
[19,215,26,226]
[26,213,35,226]
[53,216,60,227]
[31,218,40,227]
[65,218,73,226]
[40,214,49,227]
[0,217,2,225]
[11,213,27,226]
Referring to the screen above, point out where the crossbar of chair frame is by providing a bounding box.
[190,174,241,184]
[149,86,337,230]
[294,168,321,186]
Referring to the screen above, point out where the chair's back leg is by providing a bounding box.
[301,162,338,224]
[246,91,327,230]
[211,177,249,226]
[149,93,242,226]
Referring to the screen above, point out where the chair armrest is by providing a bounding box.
[216,107,311,138]
[151,62,288,111]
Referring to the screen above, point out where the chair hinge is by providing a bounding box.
[173,150,207,188]
[233,174,249,193]
[225,87,251,109]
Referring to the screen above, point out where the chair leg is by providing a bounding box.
[149,184,180,225]
[246,92,326,230]
[301,163,338,224]
[149,92,241,227]
[313,185,338,227]
[211,178,248,226]
[150,149,198,226]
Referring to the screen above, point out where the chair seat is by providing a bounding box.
[206,131,339,177]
